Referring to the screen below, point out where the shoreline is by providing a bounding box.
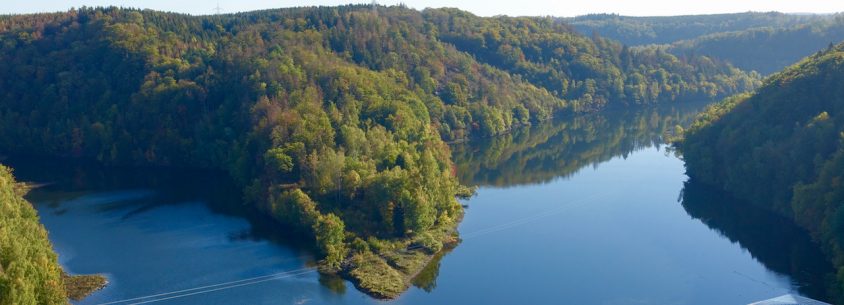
[64,273,108,301]
[339,236,460,300]
[335,212,465,300]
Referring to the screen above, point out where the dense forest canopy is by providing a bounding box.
[670,14,844,74]
[570,12,844,75]
[681,42,844,299]
[0,165,67,305]
[424,8,759,110]
[567,12,831,46]
[0,4,762,299]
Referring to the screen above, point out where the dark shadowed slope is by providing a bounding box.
[682,42,844,300]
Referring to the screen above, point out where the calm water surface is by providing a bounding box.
[7,103,836,305]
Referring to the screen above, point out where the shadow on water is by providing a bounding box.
[680,179,840,303]
[4,154,319,258]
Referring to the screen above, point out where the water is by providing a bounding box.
[6,103,837,305]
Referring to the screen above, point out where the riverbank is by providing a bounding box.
[14,173,110,303]
[338,218,462,299]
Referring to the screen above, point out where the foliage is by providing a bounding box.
[313,213,347,269]
[670,15,844,75]
[567,12,832,46]
[0,5,763,298]
[681,42,844,298]
[425,9,760,109]
[569,12,844,75]
[0,165,67,305]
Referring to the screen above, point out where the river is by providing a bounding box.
[6,102,836,305]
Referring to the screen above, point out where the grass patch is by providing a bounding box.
[335,217,464,299]
[382,250,428,274]
[346,252,407,299]
[63,273,107,301]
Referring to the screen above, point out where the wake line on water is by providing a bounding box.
[94,265,317,305]
[126,269,317,305]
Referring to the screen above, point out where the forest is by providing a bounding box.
[0,5,766,299]
[680,42,844,298]
[571,12,844,75]
[568,12,831,46]
[670,15,844,74]
[0,165,66,305]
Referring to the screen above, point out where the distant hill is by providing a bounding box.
[568,12,844,75]
[681,42,844,298]
[670,15,844,74]
[567,12,829,46]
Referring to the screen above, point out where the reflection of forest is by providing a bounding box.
[680,180,838,303]
[450,100,839,302]
[452,102,706,187]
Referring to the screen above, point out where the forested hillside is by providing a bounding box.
[425,9,758,110]
[0,165,67,305]
[0,5,759,299]
[670,15,844,74]
[570,12,844,75]
[681,42,844,298]
[567,12,823,46]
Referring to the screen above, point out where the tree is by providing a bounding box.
[314,213,347,269]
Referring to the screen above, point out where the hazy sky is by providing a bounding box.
[2,0,843,17]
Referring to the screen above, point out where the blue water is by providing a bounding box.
[9,105,834,305]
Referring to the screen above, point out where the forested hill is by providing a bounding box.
[570,13,844,75]
[681,42,844,298]
[670,15,844,75]
[0,5,756,299]
[567,12,824,46]
[421,9,758,110]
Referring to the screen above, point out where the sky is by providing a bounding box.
[1,0,844,17]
